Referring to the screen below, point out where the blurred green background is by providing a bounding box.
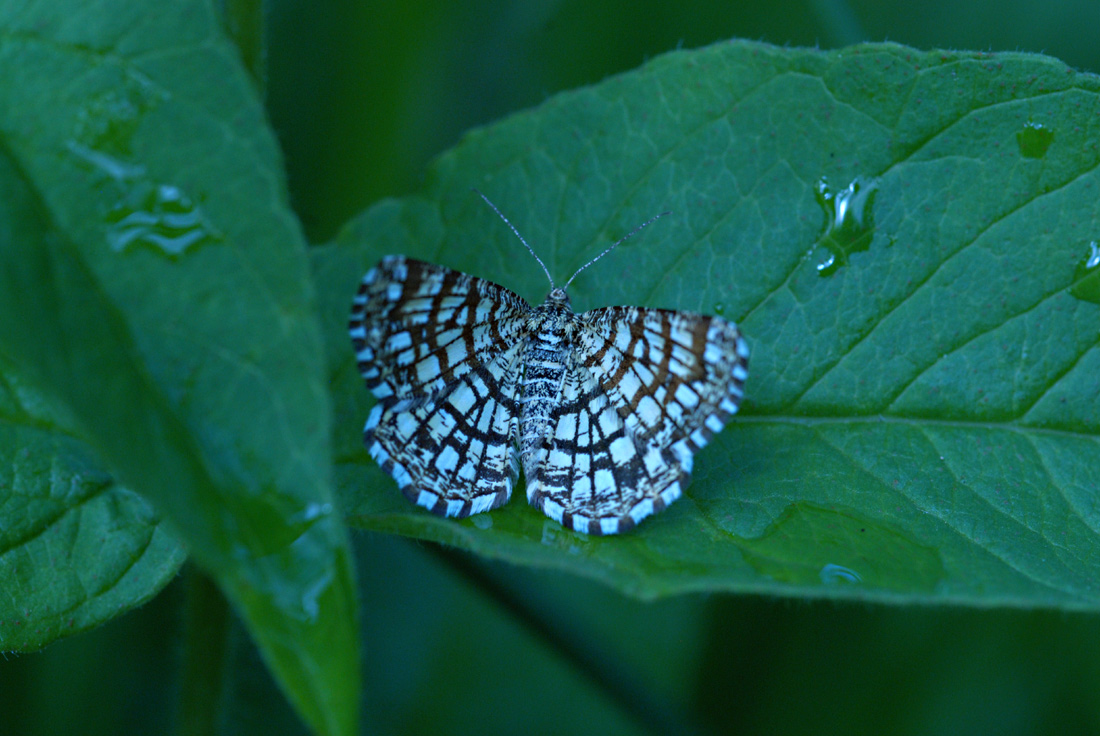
[264,0,1100,242]
[6,1,1100,734]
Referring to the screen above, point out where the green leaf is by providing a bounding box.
[0,359,186,651]
[0,3,358,734]
[317,41,1100,608]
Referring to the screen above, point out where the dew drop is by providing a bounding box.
[713,302,725,315]
[106,182,220,258]
[541,522,589,553]
[73,77,165,159]
[820,563,863,585]
[813,175,879,276]
[1016,121,1055,159]
[291,502,333,525]
[1070,241,1100,305]
[66,141,145,183]
[471,514,493,530]
[68,141,222,258]
[737,502,944,592]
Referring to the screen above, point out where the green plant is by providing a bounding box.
[2,2,1099,734]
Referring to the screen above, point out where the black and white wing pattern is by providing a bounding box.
[523,307,749,535]
[349,255,531,517]
[350,248,750,535]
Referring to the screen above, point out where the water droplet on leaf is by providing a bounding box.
[813,176,879,276]
[68,141,222,258]
[66,141,145,182]
[105,182,220,258]
[820,563,862,585]
[1070,241,1100,304]
[1016,121,1055,159]
[737,502,944,592]
[73,78,165,159]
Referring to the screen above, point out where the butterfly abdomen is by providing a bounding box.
[519,303,570,478]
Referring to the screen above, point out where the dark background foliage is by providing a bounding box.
[5,1,1100,734]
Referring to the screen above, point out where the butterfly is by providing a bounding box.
[349,192,749,534]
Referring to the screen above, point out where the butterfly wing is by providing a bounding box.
[525,306,749,534]
[349,256,532,517]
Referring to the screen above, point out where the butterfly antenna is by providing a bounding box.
[474,189,556,289]
[563,209,671,289]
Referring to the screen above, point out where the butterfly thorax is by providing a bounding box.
[519,290,577,480]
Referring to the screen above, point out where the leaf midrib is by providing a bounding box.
[734,413,1097,439]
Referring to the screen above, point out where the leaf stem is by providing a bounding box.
[176,566,231,736]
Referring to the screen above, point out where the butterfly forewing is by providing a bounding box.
[349,256,532,400]
[578,307,749,454]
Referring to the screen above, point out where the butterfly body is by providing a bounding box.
[519,290,573,478]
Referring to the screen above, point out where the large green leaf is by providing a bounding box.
[317,41,1100,608]
[0,357,186,651]
[0,2,357,734]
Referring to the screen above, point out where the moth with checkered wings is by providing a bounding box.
[349,194,749,534]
